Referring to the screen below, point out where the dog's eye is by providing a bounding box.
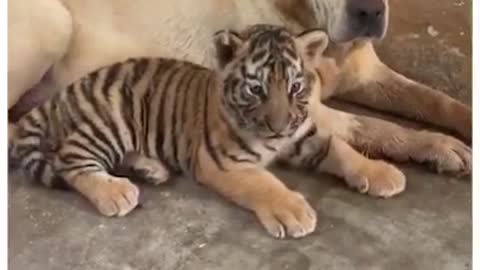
[290,82,302,94]
[248,85,264,96]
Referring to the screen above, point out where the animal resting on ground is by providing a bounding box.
[8,0,471,238]
[11,25,400,238]
[8,0,471,178]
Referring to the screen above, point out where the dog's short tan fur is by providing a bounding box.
[8,0,471,186]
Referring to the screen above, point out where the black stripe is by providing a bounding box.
[291,125,317,157]
[62,85,80,136]
[145,61,172,156]
[59,153,95,164]
[155,61,180,164]
[263,143,277,152]
[35,161,65,189]
[179,70,198,169]
[76,129,113,168]
[63,85,113,168]
[56,164,102,175]
[101,62,122,98]
[12,143,34,153]
[32,160,47,181]
[83,72,126,157]
[189,72,206,176]
[120,77,137,150]
[121,59,149,151]
[24,157,41,172]
[251,49,268,63]
[304,136,332,170]
[18,129,43,139]
[66,89,115,167]
[69,86,121,164]
[170,68,192,168]
[39,165,66,189]
[23,114,43,131]
[129,58,150,151]
[144,60,173,156]
[131,58,150,83]
[203,76,225,171]
[219,147,255,164]
[12,145,37,162]
[99,67,128,154]
[219,112,261,160]
[142,87,152,154]
[68,140,110,169]
[245,73,258,81]
[224,77,240,94]
[49,100,62,139]
[240,65,248,78]
[37,106,49,124]
[284,47,298,60]
[58,96,73,134]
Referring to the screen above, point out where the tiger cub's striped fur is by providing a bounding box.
[11,25,331,238]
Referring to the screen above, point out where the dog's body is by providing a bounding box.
[9,0,471,177]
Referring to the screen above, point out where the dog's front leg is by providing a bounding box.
[327,42,471,141]
[308,103,471,175]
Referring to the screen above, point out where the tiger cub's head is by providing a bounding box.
[214,25,328,139]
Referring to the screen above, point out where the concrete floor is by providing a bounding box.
[8,0,472,269]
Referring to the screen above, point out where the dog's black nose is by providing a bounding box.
[348,0,386,27]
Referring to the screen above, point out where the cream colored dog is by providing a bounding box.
[8,0,471,193]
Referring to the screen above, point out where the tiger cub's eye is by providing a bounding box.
[249,85,264,95]
[290,82,302,94]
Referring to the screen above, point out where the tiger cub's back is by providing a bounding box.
[11,57,215,187]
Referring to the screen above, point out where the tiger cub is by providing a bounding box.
[11,25,404,239]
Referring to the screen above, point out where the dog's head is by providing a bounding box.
[277,0,389,43]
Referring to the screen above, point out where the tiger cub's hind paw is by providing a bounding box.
[122,154,170,185]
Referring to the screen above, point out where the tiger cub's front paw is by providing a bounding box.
[91,177,140,217]
[345,161,406,198]
[255,191,317,239]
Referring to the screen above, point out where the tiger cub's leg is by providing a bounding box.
[55,139,139,217]
[65,172,139,217]
[195,149,316,238]
[281,126,406,198]
[119,152,170,185]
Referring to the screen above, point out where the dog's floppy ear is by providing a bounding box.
[295,29,329,66]
[213,30,245,68]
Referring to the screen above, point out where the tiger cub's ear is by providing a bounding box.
[295,29,329,66]
[213,30,245,68]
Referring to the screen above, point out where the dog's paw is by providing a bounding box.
[346,161,406,198]
[255,191,316,239]
[92,177,139,217]
[415,133,471,176]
